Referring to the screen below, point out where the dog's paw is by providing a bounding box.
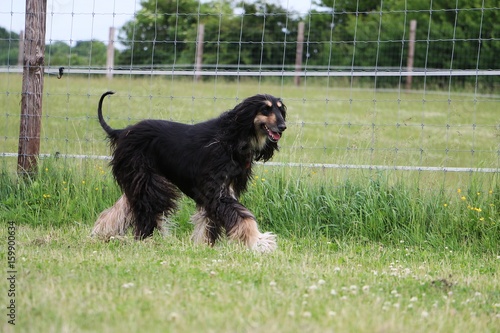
[252,232,277,253]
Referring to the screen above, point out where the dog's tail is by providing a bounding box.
[97,91,121,142]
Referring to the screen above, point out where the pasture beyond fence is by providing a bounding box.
[1,0,499,184]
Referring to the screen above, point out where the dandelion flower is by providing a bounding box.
[461,196,466,201]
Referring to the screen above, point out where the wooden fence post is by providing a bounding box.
[294,22,305,86]
[106,27,115,79]
[406,19,417,91]
[195,24,204,81]
[17,0,47,175]
[17,30,24,67]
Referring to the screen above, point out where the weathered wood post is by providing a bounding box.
[294,21,305,86]
[106,27,115,79]
[406,19,417,91]
[195,24,204,81]
[17,30,24,67]
[18,0,47,175]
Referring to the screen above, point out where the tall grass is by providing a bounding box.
[2,158,498,253]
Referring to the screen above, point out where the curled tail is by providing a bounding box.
[97,91,121,143]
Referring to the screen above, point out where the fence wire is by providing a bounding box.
[1,0,499,177]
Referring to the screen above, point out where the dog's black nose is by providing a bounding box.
[278,123,287,132]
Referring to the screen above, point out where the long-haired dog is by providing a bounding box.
[92,91,286,252]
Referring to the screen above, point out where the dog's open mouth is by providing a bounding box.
[263,125,281,142]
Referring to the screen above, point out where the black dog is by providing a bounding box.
[92,92,286,252]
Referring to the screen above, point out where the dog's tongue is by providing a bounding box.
[270,131,281,141]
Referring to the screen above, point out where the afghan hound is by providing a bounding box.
[91,91,286,252]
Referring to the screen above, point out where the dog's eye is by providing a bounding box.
[261,107,272,115]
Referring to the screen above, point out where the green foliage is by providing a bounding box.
[1,159,498,254]
[309,0,500,87]
[2,0,498,88]
[46,40,109,67]
[0,27,19,65]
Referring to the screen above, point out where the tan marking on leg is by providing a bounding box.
[190,208,211,245]
[156,214,172,237]
[91,194,132,239]
[228,217,277,253]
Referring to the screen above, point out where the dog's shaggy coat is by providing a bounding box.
[92,92,286,252]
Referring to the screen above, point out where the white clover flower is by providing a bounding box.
[122,282,134,289]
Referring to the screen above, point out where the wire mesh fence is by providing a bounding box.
[1,0,499,179]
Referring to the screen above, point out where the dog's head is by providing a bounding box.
[246,94,287,161]
[252,95,287,145]
[230,94,287,162]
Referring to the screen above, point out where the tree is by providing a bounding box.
[117,0,302,68]
[0,27,19,66]
[72,40,108,66]
[185,0,301,68]
[309,0,499,72]
[117,0,201,67]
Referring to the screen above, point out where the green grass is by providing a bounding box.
[1,74,499,332]
[1,158,499,252]
[2,74,499,170]
[1,223,499,333]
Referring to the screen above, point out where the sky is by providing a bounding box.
[0,0,316,47]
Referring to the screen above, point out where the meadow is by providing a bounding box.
[1,73,499,332]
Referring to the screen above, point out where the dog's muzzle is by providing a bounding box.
[263,125,282,142]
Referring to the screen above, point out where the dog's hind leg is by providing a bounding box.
[125,173,179,240]
[92,194,133,239]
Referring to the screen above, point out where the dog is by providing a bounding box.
[92,91,286,252]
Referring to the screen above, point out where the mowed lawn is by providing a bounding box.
[1,224,499,333]
[1,73,499,332]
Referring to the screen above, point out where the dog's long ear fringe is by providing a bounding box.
[255,141,278,162]
[97,91,122,143]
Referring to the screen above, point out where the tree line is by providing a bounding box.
[1,0,498,79]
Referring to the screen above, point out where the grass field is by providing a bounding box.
[1,224,500,333]
[2,74,499,170]
[1,73,499,332]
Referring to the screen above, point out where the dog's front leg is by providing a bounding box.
[211,197,277,252]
